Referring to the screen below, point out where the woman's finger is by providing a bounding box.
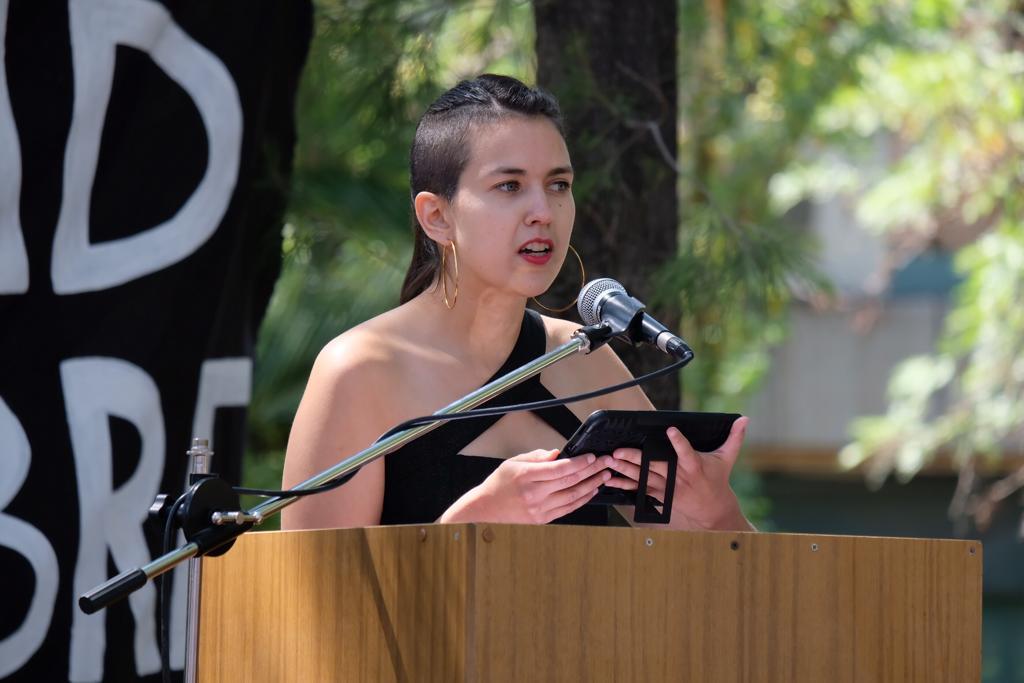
[612,449,669,475]
[536,455,613,496]
[609,449,669,484]
[667,427,701,477]
[524,451,598,481]
[543,486,602,522]
[512,448,562,463]
[601,475,638,491]
[605,473,666,496]
[601,476,665,505]
[608,456,643,482]
[544,469,611,512]
[715,416,749,467]
[610,447,643,465]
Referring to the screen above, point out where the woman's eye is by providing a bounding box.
[550,180,572,192]
[496,180,520,192]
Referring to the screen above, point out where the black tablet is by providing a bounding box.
[561,410,741,523]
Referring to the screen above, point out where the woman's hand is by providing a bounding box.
[440,449,613,524]
[603,417,753,531]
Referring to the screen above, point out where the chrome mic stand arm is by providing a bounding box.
[79,324,612,614]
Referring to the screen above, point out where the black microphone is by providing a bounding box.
[577,278,694,362]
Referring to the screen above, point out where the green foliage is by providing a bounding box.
[842,221,1024,484]
[771,1,1024,492]
[668,1,901,411]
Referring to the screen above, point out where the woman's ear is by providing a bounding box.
[413,191,453,244]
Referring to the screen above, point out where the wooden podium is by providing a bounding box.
[197,524,981,682]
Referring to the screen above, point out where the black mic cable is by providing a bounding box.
[232,351,690,498]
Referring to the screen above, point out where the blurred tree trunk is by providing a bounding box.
[533,0,680,408]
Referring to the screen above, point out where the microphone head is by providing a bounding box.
[578,278,626,325]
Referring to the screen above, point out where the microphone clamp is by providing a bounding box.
[571,322,617,354]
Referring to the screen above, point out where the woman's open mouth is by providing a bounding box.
[518,239,554,265]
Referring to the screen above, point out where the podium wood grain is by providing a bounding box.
[197,524,981,682]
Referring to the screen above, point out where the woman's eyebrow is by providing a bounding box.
[486,166,526,176]
[484,165,575,176]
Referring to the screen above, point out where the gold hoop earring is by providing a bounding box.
[441,241,459,310]
[532,244,586,314]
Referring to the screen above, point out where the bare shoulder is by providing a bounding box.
[309,305,422,394]
[314,318,402,388]
[287,315,411,466]
[281,310,415,529]
[538,313,584,346]
[538,314,653,412]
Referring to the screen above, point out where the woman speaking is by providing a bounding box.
[281,74,752,532]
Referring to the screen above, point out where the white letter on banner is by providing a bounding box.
[0,398,60,677]
[51,0,242,294]
[0,0,30,295]
[63,358,165,682]
[169,357,252,667]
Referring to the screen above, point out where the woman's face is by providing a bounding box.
[445,115,575,300]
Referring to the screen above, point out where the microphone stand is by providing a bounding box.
[79,322,615,619]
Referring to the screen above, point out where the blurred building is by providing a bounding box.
[745,194,1024,681]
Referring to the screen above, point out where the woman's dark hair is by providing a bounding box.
[399,74,564,303]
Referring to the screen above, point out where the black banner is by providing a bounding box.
[0,1,312,680]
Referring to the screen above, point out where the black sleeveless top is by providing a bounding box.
[380,309,609,526]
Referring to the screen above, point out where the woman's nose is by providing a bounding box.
[524,187,553,226]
